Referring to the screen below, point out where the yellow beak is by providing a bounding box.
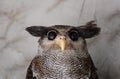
[56,36,68,51]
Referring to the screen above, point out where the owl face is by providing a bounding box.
[26,21,100,52]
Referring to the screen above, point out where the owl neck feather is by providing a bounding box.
[37,48,91,79]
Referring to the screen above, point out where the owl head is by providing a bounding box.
[26,21,100,53]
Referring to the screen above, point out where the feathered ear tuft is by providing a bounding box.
[78,21,101,39]
[26,26,48,37]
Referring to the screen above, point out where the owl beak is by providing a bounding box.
[57,35,68,51]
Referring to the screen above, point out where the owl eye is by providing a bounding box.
[47,30,57,40]
[69,30,79,41]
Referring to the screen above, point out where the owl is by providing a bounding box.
[25,21,100,79]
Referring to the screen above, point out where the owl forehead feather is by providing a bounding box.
[50,25,74,31]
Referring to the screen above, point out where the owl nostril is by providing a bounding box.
[60,35,66,40]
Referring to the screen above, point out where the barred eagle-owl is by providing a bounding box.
[25,21,100,79]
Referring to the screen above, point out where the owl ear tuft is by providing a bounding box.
[26,26,47,37]
[78,21,101,39]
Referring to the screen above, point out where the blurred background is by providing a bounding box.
[0,0,120,79]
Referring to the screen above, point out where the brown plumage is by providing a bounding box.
[25,21,100,79]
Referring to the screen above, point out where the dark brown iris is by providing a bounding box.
[69,30,79,41]
[47,30,57,40]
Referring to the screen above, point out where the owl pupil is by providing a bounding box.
[47,31,57,40]
[69,31,79,41]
